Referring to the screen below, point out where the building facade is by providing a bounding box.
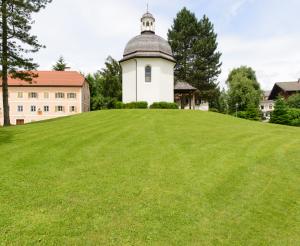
[260,91,274,120]
[120,11,175,105]
[0,71,90,125]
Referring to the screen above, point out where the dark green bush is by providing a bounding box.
[288,108,300,126]
[150,102,179,109]
[113,101,124,109]
[124,101,148,109]
[236,106,260,121]
[209,108,219,112]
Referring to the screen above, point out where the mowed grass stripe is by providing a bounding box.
[0,110,299,245]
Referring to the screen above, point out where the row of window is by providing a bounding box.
[15,92,77,99]
[17,105,77,113]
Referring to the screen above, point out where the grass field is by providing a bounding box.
[0,110,299,245]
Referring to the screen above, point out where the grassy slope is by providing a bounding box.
[0,110,299,245]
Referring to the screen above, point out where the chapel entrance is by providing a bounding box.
[174,82,197,109]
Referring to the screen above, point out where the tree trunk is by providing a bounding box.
[1,0,10,126]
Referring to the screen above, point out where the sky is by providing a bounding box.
[31,0,300,90]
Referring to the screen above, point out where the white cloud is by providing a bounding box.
[219,35,300,89]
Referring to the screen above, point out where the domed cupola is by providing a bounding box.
[141,11,155,34]
[120,11,175,63]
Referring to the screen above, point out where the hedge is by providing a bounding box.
[150,102,179,109]
[113,101,148,109]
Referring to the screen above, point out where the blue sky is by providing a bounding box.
[31,0,300,90]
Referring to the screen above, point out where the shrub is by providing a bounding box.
[113,101,124,109]
[287,93,300,108]
[124,101,148,109]
[209,108,219,112]
[270,98,290,125]
[150,102,179,109]
[288,108,300,126]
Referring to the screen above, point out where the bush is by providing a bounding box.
[150,102,179,109]
[113,101,124,109]
[209,108,219,112]
[124,101,148,109]
[236,106,261,121]
[287,93,300,108]
[288,108,300,126]
[270,98,290,125]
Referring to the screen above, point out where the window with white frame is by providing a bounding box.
[269,105,273,110]
[17,92,23,98]
[55,106,64,112]
[28,92,38,98]
[67,93,77,99]
[31,105,36,112]
[69,106,76,112]
[17,105,23,112]
[44,92,49,99]
[145,65,151,82]
[44,106,49,112]
[55,92,65,99]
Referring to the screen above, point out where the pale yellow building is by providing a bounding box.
[0,71,90,125]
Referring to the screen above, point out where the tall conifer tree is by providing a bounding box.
[167,8,199,83]
[0,0,51,126]
[168,8,222,106]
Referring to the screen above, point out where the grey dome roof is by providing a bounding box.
[120,32,175,63]
[141,12,155,20]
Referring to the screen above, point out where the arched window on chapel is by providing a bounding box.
[145,66,151,82]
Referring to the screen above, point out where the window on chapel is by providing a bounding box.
[145,66,151,82]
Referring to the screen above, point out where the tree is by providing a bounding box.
[226,66,262,114]
[287,93,300,108]
[191,15,222,104]
[270,97,290,125]
[86,56,122,110]
[167,7,199,83]
[168,8,222,105]
[52,56,68,71]
[1,0,52,126]
[227,66,260,91]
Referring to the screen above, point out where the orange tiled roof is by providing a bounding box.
[1,71,86,87]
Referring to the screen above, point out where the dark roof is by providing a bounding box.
[269,81,300,99]
[174,82,197,91]
[120,32,175,63]
[275,82,300,91]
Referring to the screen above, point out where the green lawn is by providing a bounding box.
[0,110,299,245]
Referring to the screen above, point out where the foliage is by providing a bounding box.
[167,7,198,82]
[288,108,300,126]
[209,108,219,112]
[226,66,261,114]
[287,93,300,108]
[52,56,68,71]
[124,101,148,109]
[0,0,52,126]
[237,105,261,121]
[86,56,122,110]
[227,66,260,90]
[217,88,229,114]
[168,8,222,104]
[0,110,300,244]
[270,98,290,125]
[270,97,300,126]
[150,102,179,109]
